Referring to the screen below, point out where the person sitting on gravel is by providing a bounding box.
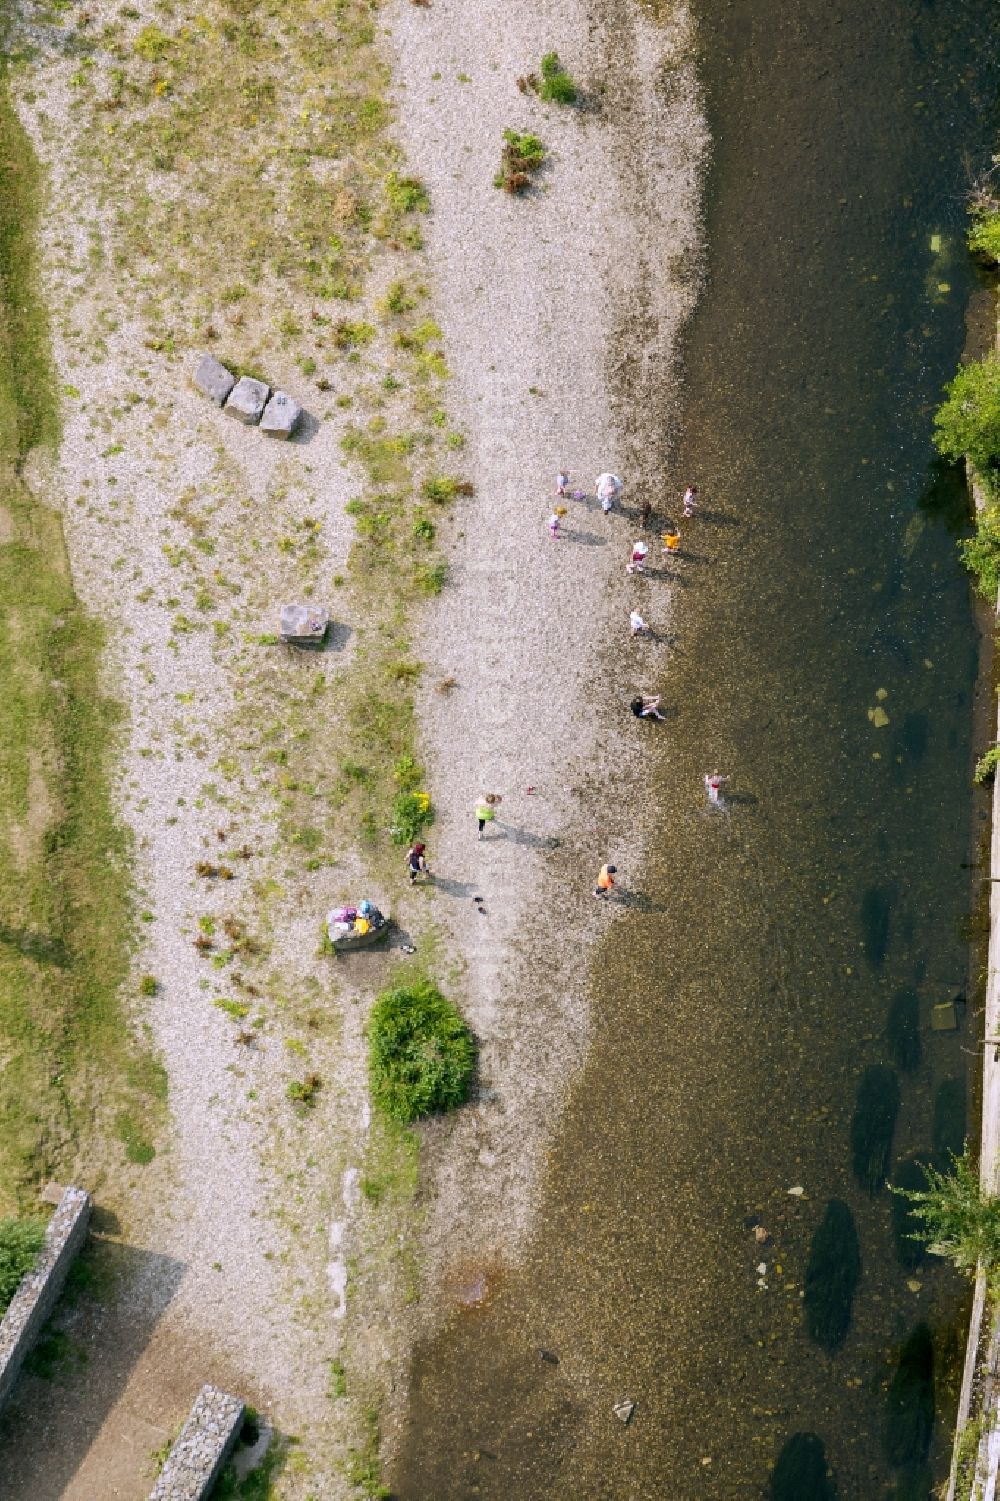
[630,695,665,720]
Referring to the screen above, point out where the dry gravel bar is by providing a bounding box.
[148,1385,245,1501]
[0,1187,91,1410]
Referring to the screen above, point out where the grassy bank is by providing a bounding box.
[0,65,160,1203]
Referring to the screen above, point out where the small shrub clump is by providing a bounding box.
[494,130,545,195]
[368,979,475,1122]
[975,745,1000,785]
[934,356,1000,475]
[538,52,578,104]
[0,1218,45,1315]
[969,209,1000,264]
[390,789,432,845]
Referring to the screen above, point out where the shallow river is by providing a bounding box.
[392,1,1000,1495]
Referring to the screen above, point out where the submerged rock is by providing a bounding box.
[887,988,922,1072]
[885,1323,935,1468]
[804,1199,861,1351]
[932,1076,966,1168]
[613,1399,635,1425]
[768,1431,836,1500]
[860,885,894,967]
[850,1064,900,1193]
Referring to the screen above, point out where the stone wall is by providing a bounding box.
[148,1385,245,1501]
[0,1185,91,1410]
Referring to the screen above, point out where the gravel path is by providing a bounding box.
[389,0,707,1309]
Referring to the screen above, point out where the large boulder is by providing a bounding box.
[192,353,236,406]
[225,376,270,425]
[261,391,302,439]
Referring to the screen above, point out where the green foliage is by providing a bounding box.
[389,789,432,845]
[385,173,430,214]
[803,1198,860,1350]
[286,1073,321,1107]
[959,506,1000,599]
[969,209,1000,263]
[891,1158,928,1271]
[538,52,578,104]
[894,1148,1000,1276]
[0,1217,44,1314]
[933,356,1000,473]
[116,1112,155,1165]
[139,974,158,997]
[368,979,475,1122]
[494,130,546,194]
[975,745,1000,784]
[327,1358,347,1399]
[133,24,172,63]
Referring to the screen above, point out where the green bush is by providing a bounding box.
[933,356,1000,473]
[389,789,432,845]
[960,507,1000,599]
[893,1148,1000,1277]
[368,979,475,1122]
[0,1218,45,1314]
[969,209,1000,263]
[385,173,430,214]
[539,52,577,104]
[975,745,1000,784]
[494,130,546,194]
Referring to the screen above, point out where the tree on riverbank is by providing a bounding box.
[894,1149,1000,1277]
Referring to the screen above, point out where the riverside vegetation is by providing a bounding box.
[0,55,163,1203]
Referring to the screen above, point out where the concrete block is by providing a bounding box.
[148,1385,245,1500]
[260,391,301,439]
[224,377,270,425]
[192,354,236,407]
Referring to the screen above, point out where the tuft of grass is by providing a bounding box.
[385,173,430,215]
[538,52,577,105]
[139,974,158,997]
[287,1072,322,1107]
[389,789,432,845]
[368,978,475,1122]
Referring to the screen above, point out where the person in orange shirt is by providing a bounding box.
[662,526,680,554]
[594,863,617,898]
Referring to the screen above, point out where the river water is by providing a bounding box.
[392,2,1000,1496]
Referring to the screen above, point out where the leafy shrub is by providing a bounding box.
[975,745,1000,784]
[414,560,447,596]
[421,474,459,504]
[960,507,1000,599]
[334,320,376,350]
[139,974,158,996]
[390,790,432,844]
[494,130,546,194]
[893,1148,1000,1276]
[368,979,475,1121]
[134,24,172,62]
[969,209,1000,263]
[538,52,577,104]
[0,1218,45,1315]
[933,356,1000,473]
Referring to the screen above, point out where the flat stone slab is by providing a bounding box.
[148,1385,245,1501]
[224,377,270,425]
[931,1000,959,1032]
[192,354,235,407]
[280,604,329,644]
[260,391,301,438]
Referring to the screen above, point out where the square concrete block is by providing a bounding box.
[931,1000,959,1032]
[225,376,270,425]
[261,391,302,439]
[192,353,236,407]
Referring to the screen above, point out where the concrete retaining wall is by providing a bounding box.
[0,1185,91,1410]
[149,1385,245,1501]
